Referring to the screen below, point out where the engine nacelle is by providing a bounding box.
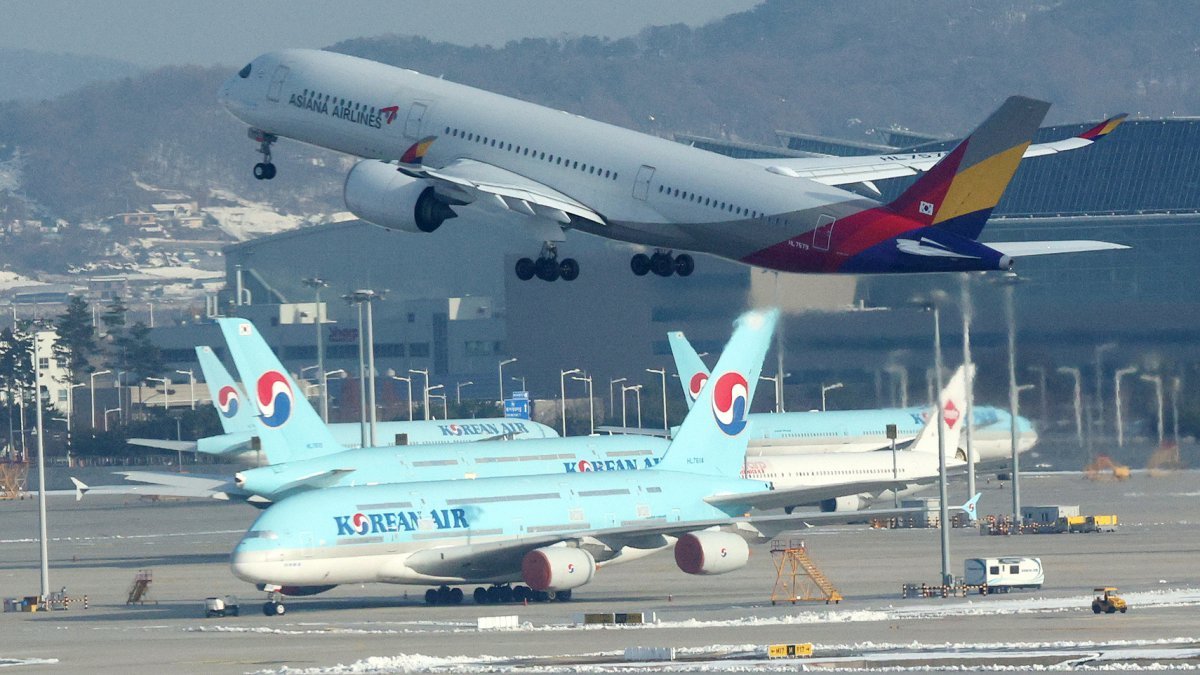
[343,159,455,233]
[819,494,870,513]
[674,531,749,576]
[521,547,596,591]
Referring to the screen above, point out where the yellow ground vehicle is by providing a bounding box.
[1092,587,1128,614]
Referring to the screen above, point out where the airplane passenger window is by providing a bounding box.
[539,152,545,159]
[238,63,252,78]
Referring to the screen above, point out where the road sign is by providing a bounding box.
[504,398,530,420]
[768,643,813,659]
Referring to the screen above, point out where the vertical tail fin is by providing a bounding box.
[216,318,346,463]
[909,364,970,459]
[195,346,256,435]
[888,96,1050,240]
[656,309,778,477]
[667,331,711,412]
[959,492,982,521]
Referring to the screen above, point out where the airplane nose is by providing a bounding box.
[230,546,272,583]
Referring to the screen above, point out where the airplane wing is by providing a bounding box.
[127,438,198,452]
[705,478,917,512]
[741,114,1127,187]
[401,157,605,240]
[401,505,920,579]
[986,240,1130,257]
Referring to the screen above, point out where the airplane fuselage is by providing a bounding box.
[219,49,998,274]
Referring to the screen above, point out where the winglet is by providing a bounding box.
[959,492,982,521]
[1078,113,1127,141]
[70,477,89,502]
[399,136,437,166]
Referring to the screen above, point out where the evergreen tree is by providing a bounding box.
[53,295,96,381]
[113,321,163,384]
[101,296,128,337]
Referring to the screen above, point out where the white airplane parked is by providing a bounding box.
[219,50,1126,281]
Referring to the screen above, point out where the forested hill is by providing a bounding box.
[1,0,1196,224]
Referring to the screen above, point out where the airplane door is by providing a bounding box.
[632,165,655,201]
[813,214,836,251]
[405,102,429,140]
[267,65,290,102]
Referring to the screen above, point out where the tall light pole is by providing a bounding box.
[511,375,526,392]
[1057,366,1084,447]
[175,368,195,410]
[32,331,50,600]
[913,293,950,586]
[345,290,382,447]
[410,368,429,420]
[760,374,781,413]
[1115,366,1138,448]
[147,376,169,410]
[609,377,626,423]
[646,368,668,432]
[1095,342,1116,433]
[104,407,120,432]
[429,392,448,420]
[90,369,111,429]
[1027,366,1047,423]
[390,374,413,421]
[885,364,909,408]
[571,374,594,435]
[1141,374,1164,448]
[426,384,444,419]
[560,368,581,436]
[323,369,345,421]
[821,382,844,411]
[302,276,330,422]
[65,382,83,468]
[960,273,977,505]
[1172,377,1182,450]
[455,380,473,406]
[498,358,517,404]
[623,384,643,429]
[996,272,1024,523]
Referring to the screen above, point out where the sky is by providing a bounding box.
[1,0,761,68]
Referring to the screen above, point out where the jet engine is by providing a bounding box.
[521,547,596,591]
[819,494,870,512]
[343,160,456,233]
[674,531,749,575]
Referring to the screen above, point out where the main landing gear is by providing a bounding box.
[423,585,465,605]
[249,128,277,180]
[630,250,694,278]
[471,584,571,604]
[261,589,286,616]
[515,242,579,282]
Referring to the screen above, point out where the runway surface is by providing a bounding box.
[2,469,1199,673]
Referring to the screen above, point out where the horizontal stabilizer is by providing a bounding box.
[988,240,1129,257]
[127,438,198,452]
[268,468,357,500]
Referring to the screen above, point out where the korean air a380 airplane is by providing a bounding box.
[219,49,1126,282]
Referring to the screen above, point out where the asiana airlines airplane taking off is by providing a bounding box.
[219,49,1126,282]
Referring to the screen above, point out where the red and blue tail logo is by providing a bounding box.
[217,385,240,419]
[688,372,709,401]
[711,372,749,436]
[256,371,293,428]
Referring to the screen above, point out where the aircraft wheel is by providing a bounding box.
[262,601,275,616]
[512,585,529,602]
[533,590,550,603]
[498,586,514,603]
[436,585,453,604]
[264,162,276,179]
[535,258,559,281]
[274,602,286,615]
[630,253,650,276]
[253,163,270,180]
[559,258,580,281]
[425,588,439,605]
[448,587,464,605]
[486,586,501,604]
[515,257,536,281]
[674,254,695,277]
[555,589,572,602]
[474,587,488,604]
[650,252,674,277]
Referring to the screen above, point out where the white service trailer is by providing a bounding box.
[964,557,1044,591]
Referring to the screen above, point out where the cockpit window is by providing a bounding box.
[243,530,277,540]
[238,63,252,79]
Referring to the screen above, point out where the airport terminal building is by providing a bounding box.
[151,117,1200,447]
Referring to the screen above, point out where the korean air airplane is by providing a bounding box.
[220,49,1126,282]
[668,331,1037,462]
[231,308,979,614]
[128,343,558,467]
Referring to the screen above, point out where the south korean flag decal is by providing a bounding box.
[919,200,935,216]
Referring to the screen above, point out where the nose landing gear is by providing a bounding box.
[249,128,277,180]
[516,242,579,282]
[631,250,694,278]
[261,588,286,616]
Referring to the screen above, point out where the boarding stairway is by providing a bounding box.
[770,539,843,605]
[126,569,156,605]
